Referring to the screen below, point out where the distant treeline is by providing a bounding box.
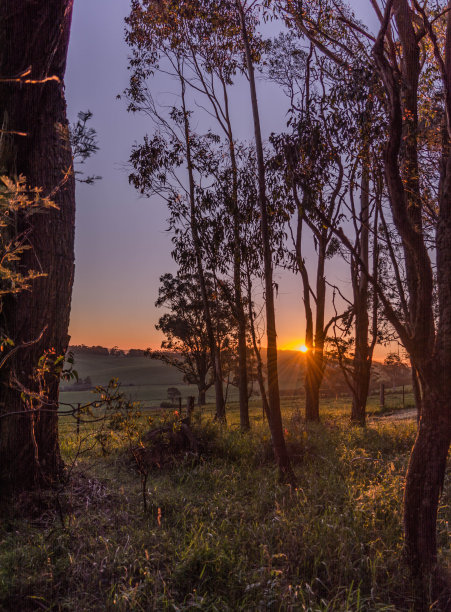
[67,346,411,394]
[68,345,146,357]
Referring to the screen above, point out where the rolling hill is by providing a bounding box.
[59,346,411,408]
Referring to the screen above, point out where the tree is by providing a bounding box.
[0,0,75,493]
[282,0,451,598]
[269,42,346,422]
[234,0,294,482]
[126,3,228,421]
[148,272,228,405]
[371,5,451,592]
[384,352,409,389]
[70,110,101,185]
[331,63,383,427]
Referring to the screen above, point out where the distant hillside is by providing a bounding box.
[60,347,411,407]
[60,348,193,407]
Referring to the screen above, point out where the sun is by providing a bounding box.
[299,344,308,353]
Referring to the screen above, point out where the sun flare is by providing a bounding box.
[299,344,308,353]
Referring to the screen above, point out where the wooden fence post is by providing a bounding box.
[76,402,80,437]
[380,383,385,410]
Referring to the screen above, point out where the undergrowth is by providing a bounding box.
[0,403,449,611]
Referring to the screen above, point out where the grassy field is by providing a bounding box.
[60,353,202,407]
[59,350,412,410]
[1,398,448,611]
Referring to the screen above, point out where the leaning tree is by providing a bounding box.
[0,1,75,493]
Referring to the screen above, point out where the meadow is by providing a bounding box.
[1,394,446,611]
[59,350,411,410]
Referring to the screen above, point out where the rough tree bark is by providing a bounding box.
[0,0,75,493]
[373,0,451,600]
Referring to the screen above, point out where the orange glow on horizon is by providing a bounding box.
[280,339,309,353]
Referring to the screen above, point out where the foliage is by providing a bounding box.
[69,110,102,184]
[0,175,59,356]
[0,175,57,300]
[147,272,222,401]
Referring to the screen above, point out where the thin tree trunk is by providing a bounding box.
[351,162,370,425]
[304,233,326,422]
[180,77,226,423]
[245,266,270,421]
[0,0,75,493]
[305,353,322,422]
[237,0,293,482]
[227,130,249,430]
[411,362,422,424]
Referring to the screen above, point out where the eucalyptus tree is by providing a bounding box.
[325,60,386,426]
[177,2,254,429]
[268,39,347,422]
[202,142,286,420]
[267,29,384,428]
[229,0,294,481]
[127,0,293,478]
[148,272,225,406]
[126,4,227,421]
[127,0,270,430]
[271,113,345,421]
[0,0,75,493]
[281,0,451,596]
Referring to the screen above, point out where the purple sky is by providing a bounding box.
[65,1,381,354]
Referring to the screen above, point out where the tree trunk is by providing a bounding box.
[0,0,75,493]
[246,266,270,422]
[304,352,322,422]
[351,162,371,426]
[220,80,250,431]
[411,362,423,424]
[403,382,451,606]
[237,0,293,482]
[180,78,226,422]
[350,358,371,426]
[304,233,326,423]
[229,140,249,431]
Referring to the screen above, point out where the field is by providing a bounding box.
[59,353,200,407]
[1,396,447,611]
[59,350,311,407]
[59,350,412,410]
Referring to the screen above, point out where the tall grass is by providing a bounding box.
[0,402,448,611]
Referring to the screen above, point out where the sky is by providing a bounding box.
[65,0,381,354]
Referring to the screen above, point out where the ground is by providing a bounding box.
[1,399,449,611]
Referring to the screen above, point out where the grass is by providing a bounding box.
[0,400,449,611]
